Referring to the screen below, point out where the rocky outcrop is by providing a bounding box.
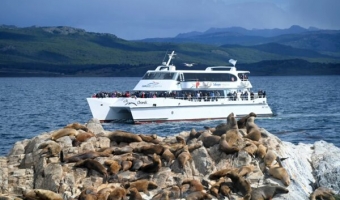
[0,116,339,200]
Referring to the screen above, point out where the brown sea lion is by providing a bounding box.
[113,146,134,155]
[151,190,171,200]
[186,191,213,200]
[74,159,108,183]
[140,153,162,173]
[212,112,237,136]
[76,131,95,143]
[182,179,204,192]
[188,141,203,152]
[177,146,192,168]
[189,128,201,139]
[264,150,277,167]
[237,112,257,129]
[226,171,252,199]
[209,168,236,180]
[268,165,291,186]
[64,122,89,132]
[60,147,114,163]
[51,128,78,140]
[104,160,121,175]
[121,160,132,171]
[246,116,260,134]
[200,131,220,148]
[310,187,335,200]
[176,136,186,145]
[107,130,142,143]
[108,187,127,200]
[251,185,289,200]
[162,147,175,166]
[238,164,255,177]
[78,187,97,200]
[128,187,143,200]
[38,140,61,157]
[256,144,267,159]
[133,144,164,155]
[219,182,232,198]
[34,189,63,200]
[219,134,240,154]
[139,134,159,143]
[244,124,262,142]
[242,141,258,157]
[125,179,158,196]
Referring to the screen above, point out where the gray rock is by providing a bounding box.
[86,118,104,134]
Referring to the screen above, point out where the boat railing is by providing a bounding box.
[90,92,266,102]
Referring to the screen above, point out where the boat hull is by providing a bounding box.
[87,97,272,123]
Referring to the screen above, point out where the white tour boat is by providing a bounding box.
[87,51,273,123]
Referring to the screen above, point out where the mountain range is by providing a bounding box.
[0,25,339,76]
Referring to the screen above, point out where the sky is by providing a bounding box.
[1,0,340,40]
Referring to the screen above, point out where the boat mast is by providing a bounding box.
[166,51,176,66]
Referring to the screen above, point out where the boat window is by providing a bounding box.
[142,72,177,80]
[183,73,237,82]
[238,73,249,81]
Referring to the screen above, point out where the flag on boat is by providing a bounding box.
[229,59,237,66]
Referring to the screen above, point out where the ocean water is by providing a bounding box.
[1,76,340,156]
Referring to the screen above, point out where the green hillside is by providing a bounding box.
[0,26,339,76]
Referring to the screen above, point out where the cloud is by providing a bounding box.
[0,0,339,40]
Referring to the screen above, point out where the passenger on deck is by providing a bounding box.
[210,91,215,101]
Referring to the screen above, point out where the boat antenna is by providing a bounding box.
[162,50,168,65]
[166,51,176,66]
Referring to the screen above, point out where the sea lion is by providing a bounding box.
[268,165,291,186]
[220,182,232,198]
[38,140,61,157]
[176,136,186,145]
[264,150,277,167]
[186,191,213,200]
[125,179,158,196]
[108,187,127,200]
[200,131,220,148]
[128,187,143,200]
[219,134,240,154]
[256,144,267,159]
[209,168,236,180]
[242,141,258,157]
[51,128,78,140]
[251,185,289,200]
[107,130,142,143]
[64,122,89,132]
[151,190,171,200]
[238,164,255,177]
[74,159,108,183]
[177,146,192,168]
[188,141,203,152]
[140,153,162,173]
[113,146,134,155]
[139,134,159,143]
[75,131,95,143]
[237,112,257,129]
[182,179,204,192]
[162,147,175,166]
[34,189,63,200]
[60,147,114,163]
[78,187,97,200]
[189,128,201,139]
[211,113,236,136]
[226,171,252,199]
[310,187,335,200]
[104,160,121,175]
[246,116,260,134]
[121,160,132,171]
[133,144,164,155]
